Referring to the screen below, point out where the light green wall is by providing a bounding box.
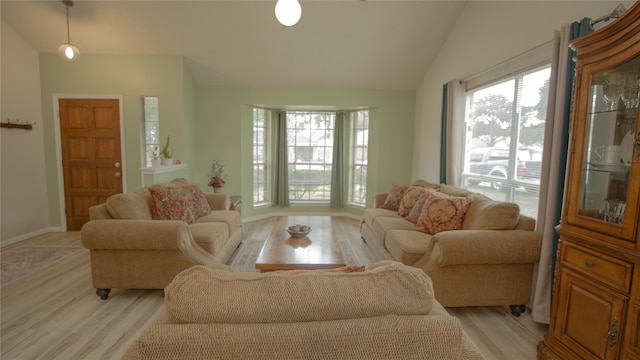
[39,53,414,223]
[194,86,415,219]
[39,54,195,226]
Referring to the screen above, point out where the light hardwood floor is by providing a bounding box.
[1,216,548,359]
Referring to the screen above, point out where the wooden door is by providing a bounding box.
[59,99,123,230]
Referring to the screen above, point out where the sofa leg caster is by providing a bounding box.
[96,288,111,300]
[509,305,525,316]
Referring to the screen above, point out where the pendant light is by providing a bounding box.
[275,0,302,27]
[58,0,80,61]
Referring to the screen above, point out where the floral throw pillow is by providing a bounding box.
[381,184,409,211]
[415,189,473,234]
[192,185,211,218]
[397,186,427,217]
[149,184,209,224]
[405,194,427,224]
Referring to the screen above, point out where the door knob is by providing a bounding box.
[115,172,121,177]
[115,162,121,168]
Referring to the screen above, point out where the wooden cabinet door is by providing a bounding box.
[553,268,627,359]
[59,99,123,230]
[624,303,640,358]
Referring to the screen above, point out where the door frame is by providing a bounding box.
[52,94,127,231]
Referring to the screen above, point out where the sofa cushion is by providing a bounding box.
[381,184,408,210]
[411,179,441,190]
[415,189,473,235]
[462,193,520,230]
[164,260,434,324]
[149,185,207,224]
[397,186,427,217]
[106,192,152,220]
[439,184,472,198]
[195,210,242,233]
[372,216,416,246]
[363,208,398,228]
[385,230,433,265]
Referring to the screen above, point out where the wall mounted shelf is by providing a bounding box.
[1,121,34,130]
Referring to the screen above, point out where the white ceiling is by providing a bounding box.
[1,0,467,90]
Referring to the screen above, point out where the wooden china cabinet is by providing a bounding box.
[538,3,640,360]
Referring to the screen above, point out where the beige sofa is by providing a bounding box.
[123,261,486,360]
[360,180,542,315]
[81,178,243,299]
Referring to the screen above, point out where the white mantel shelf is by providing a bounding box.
[139,163,188,175]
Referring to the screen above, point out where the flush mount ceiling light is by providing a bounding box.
[275,0,302,27]
[58,0,80,61]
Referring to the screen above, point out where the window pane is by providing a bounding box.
[287,111,335,201]
[142,97,159,167]
[350,110,369,205]
[461,66,549,220]
[253,108,269,205]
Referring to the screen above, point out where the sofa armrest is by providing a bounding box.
[89,203,113,220]
[372,193,388,208]
[205,193,231,211]
[427,230,542,267]
[80,220,216,264]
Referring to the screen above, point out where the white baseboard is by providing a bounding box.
[1,227,64,248]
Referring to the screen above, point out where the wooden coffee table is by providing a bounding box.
[255,216,346,272]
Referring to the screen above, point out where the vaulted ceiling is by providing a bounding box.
[1,1,467,90]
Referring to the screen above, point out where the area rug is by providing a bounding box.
[1,246,83,286]
[229,238,361,273]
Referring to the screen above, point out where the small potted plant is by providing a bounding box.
[208,159,226,192]
[160,136,173,166]
[151,146,161,167]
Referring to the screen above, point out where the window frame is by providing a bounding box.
[348,110,369,206]
[251,107,370,208]
[286,111,336,203]
[252,108,271,207]
[460,64,550,220]
[141,96,159,168]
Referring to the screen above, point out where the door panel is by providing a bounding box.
[59,99,123,230]
[554,268,627,359]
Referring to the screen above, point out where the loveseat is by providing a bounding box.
[122,261,486,360]
[81,178,243,299]
[360,180,542,315]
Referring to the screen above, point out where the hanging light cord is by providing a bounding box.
[62,0,74,43]
[65,5,71,43]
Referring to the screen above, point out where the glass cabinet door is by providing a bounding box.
[575,55,640,241]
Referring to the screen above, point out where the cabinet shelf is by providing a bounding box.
[585,162,631,172]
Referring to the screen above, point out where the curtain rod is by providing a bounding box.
[463,40,552,83]
[465,4,626,84]
[591,3,626,26]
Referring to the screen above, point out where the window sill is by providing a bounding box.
[139,163,188,175]
[253,202,272,209]
[346,202,366,209]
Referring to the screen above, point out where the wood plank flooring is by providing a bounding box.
[1,216,547,359]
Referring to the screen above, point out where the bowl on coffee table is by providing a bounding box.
[286,224,311,237]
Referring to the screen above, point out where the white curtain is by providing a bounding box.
[530,27,573,324]
[443,80,467,186]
